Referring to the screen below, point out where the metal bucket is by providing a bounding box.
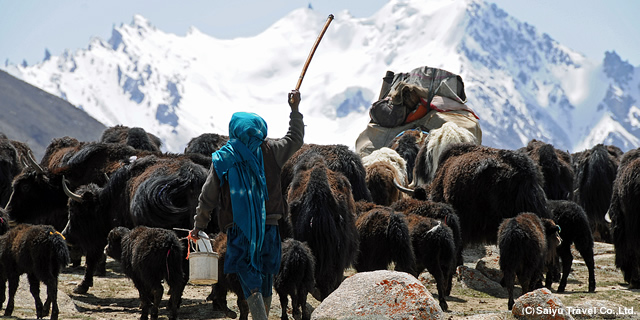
[188,251,219,285]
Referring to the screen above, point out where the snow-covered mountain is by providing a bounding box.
[3,0,639,153]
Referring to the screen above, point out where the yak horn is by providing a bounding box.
[62,176,83,203]
[393,179,414,197]
[604,210,611,223]
[26,151,44,174]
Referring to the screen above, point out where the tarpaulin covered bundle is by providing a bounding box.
[356,66,482,157]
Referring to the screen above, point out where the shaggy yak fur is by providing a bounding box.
[0,138,24,208]
[607,148,640,288]
[100,125,162,152]
[106,226,186,320]
[498,212,561,310]
[426,143,551,246]
[518,139,574,201]
[62,154,206,294]
[391,197,463,266]
[206,232,248,320]
[361,147,409,206]
[412,122,478,188]
[387,128,429,184]
[546,200,596,292]
[182,133,230,168]
[405,213,456,311]
[572,144,622,243]
[281,143,372,203]
[274,238,316,320]
[287,151,360,301]
[0,224,70,320]
[353,203,417,276]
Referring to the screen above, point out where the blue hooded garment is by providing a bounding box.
[211,112,269,271]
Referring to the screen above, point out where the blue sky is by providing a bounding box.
[1,0,638,67]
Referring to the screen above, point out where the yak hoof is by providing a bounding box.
[73,283,90,294]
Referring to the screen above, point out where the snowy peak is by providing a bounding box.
[2,0,639,154]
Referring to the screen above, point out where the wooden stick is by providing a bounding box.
[291,14,334,103]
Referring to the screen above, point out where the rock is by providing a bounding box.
[463,312,514,319]
[569,300,638,319]
[457,265,508,297]
[311,270,444,320]
[511,288,573,320]
[476,255,503,283]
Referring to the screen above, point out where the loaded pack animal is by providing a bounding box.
[546,200,596,293]
[0,223,70,320]
[404,143,551,247]
[274,238,316,320]
[360,147,409,206]
[61,154,207,294]
[387,128,429,184]
[572,144,622,242]
[286,150,360,301]
[100,125,163,152]
[498,212,561,310]
[411,121,478,188]
[606,148,640,288]
[518,139,574,201]
[390,197,463,267]
[404,212,456,311]
[105,226,186,320]
[353,202,416,276]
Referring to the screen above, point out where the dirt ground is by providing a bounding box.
[5,241,639,320]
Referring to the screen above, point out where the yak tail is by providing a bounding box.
[131,163,206,228]
[47,227,71,272]
[165,238,186,291]
[579,145,617,219]
[386,212,417,276]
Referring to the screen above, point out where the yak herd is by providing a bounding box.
[0,120,638,319]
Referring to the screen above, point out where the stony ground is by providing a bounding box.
[6,242,639,320]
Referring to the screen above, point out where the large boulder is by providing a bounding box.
[457,265,507,297]
[311,270,444,320]
[511,288,573,320]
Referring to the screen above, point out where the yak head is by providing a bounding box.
[61,181,107,247]
[105,226,131,261]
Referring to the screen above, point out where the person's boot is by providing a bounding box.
[247,292,268,320]
[263,295,272,317]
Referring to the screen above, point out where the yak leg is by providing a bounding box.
[44,278,59,320]
[149,283,163,320]
[503,271,516,310]
[4,276,19,317]
[556,243,573,293]
[278,291,289,320]
[428,262,448,311]
[75,250,101,294]
[27,274,44,318]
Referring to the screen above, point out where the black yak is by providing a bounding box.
[546,200,596,293]
[404,213,456,311]
[353,204,416,276]
[0,224,70,320]
[518,139,574,201]
[100,125,162,152]
[498,212,561,310]
[361,147,409,206]
[387,128,429,184]
[390,197,463,267]
[607,148,640,288]
[287,151,360,301]
[572,144,622,242]
[106,226,186,320]
[274,238,316,320]
[61,154,207,294]
[424,143,551,246]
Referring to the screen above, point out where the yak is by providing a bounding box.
[0,224,70,320]
[572,144,622,242]
[498,212,561,310]
[607,147,640,288]
[353,204,417,276]
[274,238,316,320]
[100,125,162,152]
[61,154,207,294]
[387,128,429,184]
[287,150,359,301]
[361,147,409,206]
[518,139,574,201]
[106,226,186,320]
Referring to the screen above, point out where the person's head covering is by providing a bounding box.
[211,112,269,270]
